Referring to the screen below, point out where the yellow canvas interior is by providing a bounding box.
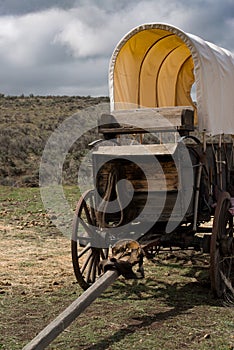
[113,28,196,117]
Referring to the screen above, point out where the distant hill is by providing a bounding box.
[0,95,109,187]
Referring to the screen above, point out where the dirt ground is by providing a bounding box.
[0,221,78,349]
[0,223,73,296]
[0,218,234,350]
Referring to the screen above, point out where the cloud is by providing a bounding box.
[0,0,233,96]
[53,6,115,58]
[0,10,72,67]
[0,0,76,15]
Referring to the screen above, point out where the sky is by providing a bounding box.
[0,0,233,96]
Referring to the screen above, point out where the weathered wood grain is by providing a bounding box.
[99,106,194,134]
[95,156,179,193]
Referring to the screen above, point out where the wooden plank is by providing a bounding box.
[99,107,194,134]
[95,160,178,175]
[22,270,119,350]
[93,144,178,156]
[96,191,180,221]
[94,156,179,192]
[97,176,178,192]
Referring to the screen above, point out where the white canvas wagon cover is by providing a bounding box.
[109,23,234,136]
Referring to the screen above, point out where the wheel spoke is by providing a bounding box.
[85,254,95,283]
[91,253,99,283]
[71,189,109,290]
[100,248,108,260]
[89,195,96,226]
[78,217,94,237]
[83,201,93,226]
[220,269,234,294]
[77,243,91,259]
[210,192,234,297]
[81,250,93,274]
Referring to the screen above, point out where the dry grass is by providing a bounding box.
[0,95,109,187]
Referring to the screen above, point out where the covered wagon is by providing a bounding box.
[72,23,234,298]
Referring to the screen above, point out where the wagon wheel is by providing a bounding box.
[71,189,109,290]
[210,191,234,298]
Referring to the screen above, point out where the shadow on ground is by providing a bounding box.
[84,254,224,350]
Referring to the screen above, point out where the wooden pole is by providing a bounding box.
[22,270,119,350]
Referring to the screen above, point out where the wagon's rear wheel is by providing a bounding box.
[210,192,234,298]
[71,189,109,290]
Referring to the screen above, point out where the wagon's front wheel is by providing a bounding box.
[210,192,234,298]
[71,189,109,290]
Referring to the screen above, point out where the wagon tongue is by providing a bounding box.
[100,239,145,279]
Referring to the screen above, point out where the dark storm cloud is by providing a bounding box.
[0,0,76,15]
[0,0,140,16]
[0,0,232,96]
[0,56,109,96]
[176,0,234,51]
